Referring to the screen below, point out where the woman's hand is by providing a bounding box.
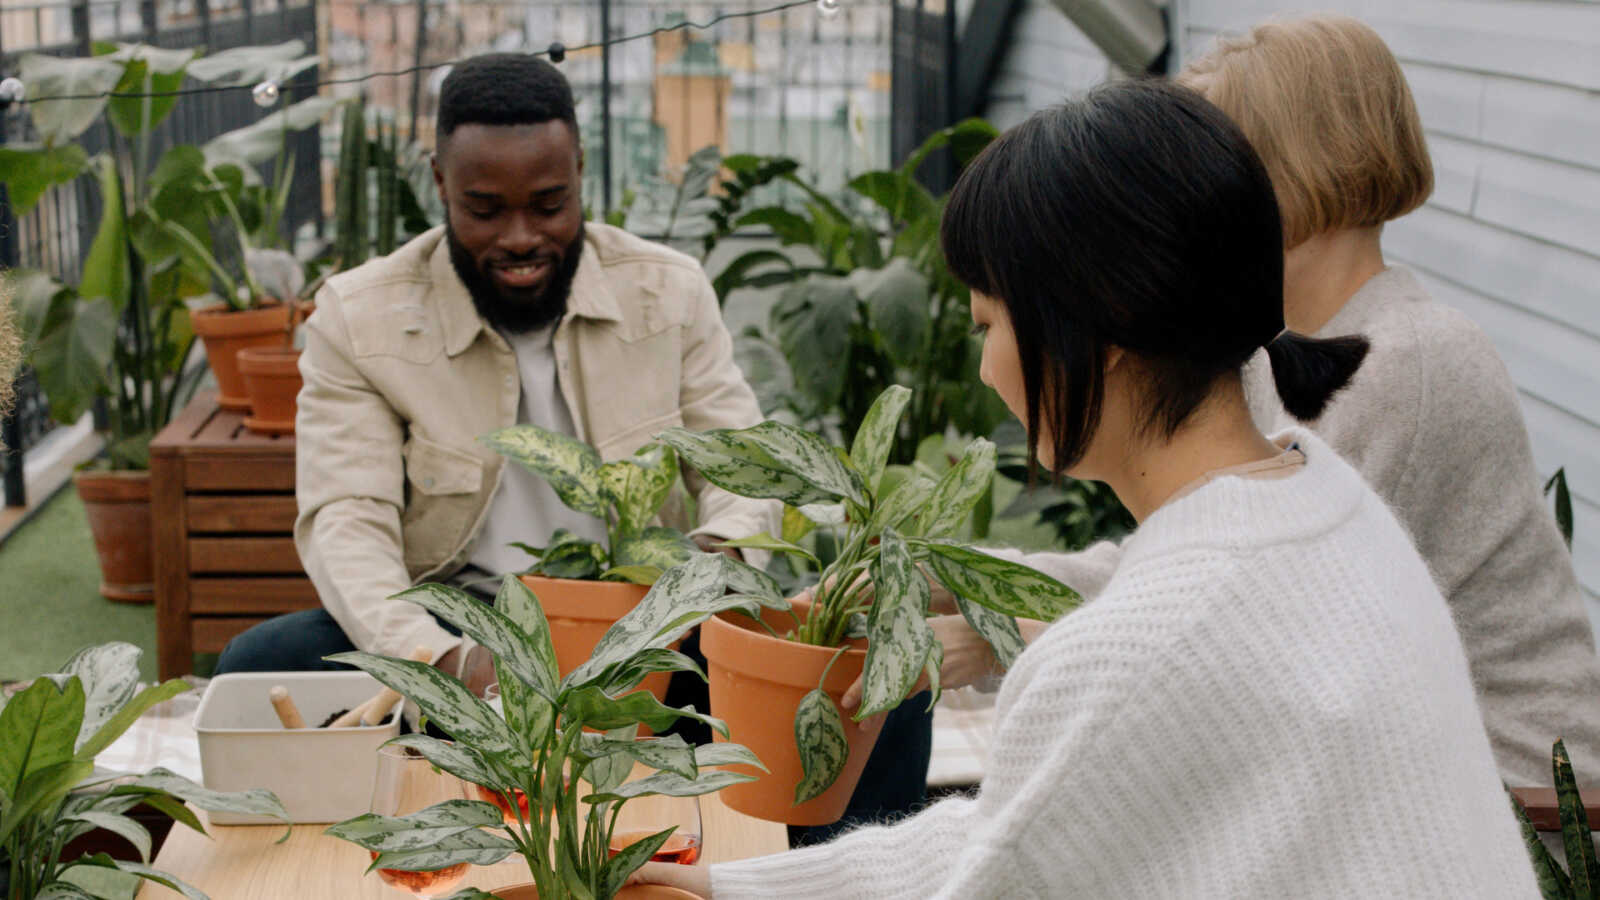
[840,614,1001,712]
[625,861,713,897]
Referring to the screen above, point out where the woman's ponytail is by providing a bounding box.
[1264,330,1370,421]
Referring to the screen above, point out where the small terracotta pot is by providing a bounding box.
[74,469,154,604]
[191,302,292,411]
[700,603,884,825]
[492,883,702,899]
[237,347,302,435]
[518,576,674,721]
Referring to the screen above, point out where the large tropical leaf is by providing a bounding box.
[19,53,122,146]
[0,144,89,217]
[848,171,938,227]
[324,653,519,757]
[0,759,95,847]
[792,688,848,804]
[102,45,196,136]
[492,576,558,743]
[770,275,858,411]
[185,40,311,85]
[61,642,142,752]
[393,582,555,698]
[599,444,678,538]
[481,424,608,517]
[0,675,85,798]
[80,154,130,314]
[201,96,343,176]
[855,530,934,720]
[6,269,70,348]
[900,118,999,179]
[918,439,997,539]
[611,526,695,576]
[919,541,1081,622]
[852,261,931,370]
[849,384,912,498]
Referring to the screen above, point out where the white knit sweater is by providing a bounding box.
[712,429,1539,899]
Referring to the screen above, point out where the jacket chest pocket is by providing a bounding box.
[400,434,485,572]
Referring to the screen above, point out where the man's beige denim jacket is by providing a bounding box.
[295,223,777,663]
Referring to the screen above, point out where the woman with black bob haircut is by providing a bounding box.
[633,80,1537,899]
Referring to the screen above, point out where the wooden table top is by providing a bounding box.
[150,391,296,456]
[137,777,786,898]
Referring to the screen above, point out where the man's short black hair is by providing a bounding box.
[437,53,578,143]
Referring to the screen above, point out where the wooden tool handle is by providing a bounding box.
[269,685,306,729]
[326,645,434,727]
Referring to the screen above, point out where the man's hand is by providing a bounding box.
[435,644,497,697]
[625,861,712,896]
[839,614,1000,712]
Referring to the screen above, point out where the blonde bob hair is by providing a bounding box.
[1179,14,1433,249]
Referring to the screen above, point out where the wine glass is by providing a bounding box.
[471,684,531,824]
[368,745,472,898]
[609,794,702,865]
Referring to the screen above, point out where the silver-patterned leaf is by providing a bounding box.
[383,735,505,792]
[582,726,637,795]
[919,438,997,538]
[793,689,849,804]
[583,768,755,803]
[481,424,608,517]
[611,527,696,576]
[369,829,517,872]
[715,532,819,567]
[954,594,1025,671]
[324,654,518,757]
[74,678,189,762]
[599,443,678,538]
[327,799,503,852]
[602,647,706,696]
[535,532,606,580]
[871,472,935,533]
[35,884,97,900]
[923,639,944,711]
[693,741,768,773]
[599,565,663,585]
[856,531,934,719]
[564,685,728,738]
[112,767,289,823]
[60,643,141,752]
[492,577,557,745]
[578,732,696,780]
[599,826,675,900]
[661,421,868,507]
[395,582,554,699]
[64,811,152,862]
[919,541,1081,621]
[849,385,912,497]
[797,502,846,526]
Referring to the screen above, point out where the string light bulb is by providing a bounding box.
[251,80,280,108]
[817,0,842,19]
[547,42,567,64]
[0,77,24,109]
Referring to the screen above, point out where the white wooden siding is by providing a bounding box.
[985,0,1600,642]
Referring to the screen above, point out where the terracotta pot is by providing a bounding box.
[518,575,674,713]
[191,302,292,411]
[492,883,702,900]
[237,347,302,435]
[74,469,154,604]
[700,604,884,825]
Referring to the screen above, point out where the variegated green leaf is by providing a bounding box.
[849,385,912,497]
[492,576,558,743]
[60,643,141,752]
[578,732,696,779]
[564,686,728,738]
[793,689,848,804]
[798,502,846,526]
[74,678,189,762]
[782,504,818,544]
[600,565,663,585]
[954,594,1025,671]
[584,768,755,804]
[716,532,820,567]
[395,581,554,699]
[612,526,696,576]
[600,443,678,538]
[327,799,503,852]
[65,810,152,862]
[694,741,768,773]
[439,889,500,900]
[482,424,608,517]
[856,531,934,719]
[36,883,97,900]
[602,648,706,696]
[660,421,868,507]
[919,438,997,538]
[111,767,289,823]
[76,854,207,900]
[325,653,518,756]
[871,472,936,533]
[920,541,1081,622]
[384,735,505,792]
[535,531,606,580]
[582,726,638,795]
[923,639,944,711]
[369,829,518,872]
[0,675,84,798]
[0,759,95,847]
[600,826,675,900]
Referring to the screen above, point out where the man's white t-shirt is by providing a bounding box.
[468,321,607,576]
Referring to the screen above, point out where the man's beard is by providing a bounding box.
[447,217,585,335]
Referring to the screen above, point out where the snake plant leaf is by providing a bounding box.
[395,581,555,699]
[600,444,678,539]
[855,531,934,720]
[368,829,518,873]
[384,735,504,792]
[715,532,820,567]
[327,799,504,852]
[612,526,696,575]
[848,384,912,497]
[1509,790,1573,899]
[0,145,89,217]
[1554,739,1600,894]
[564,686,728,738]
[535,531,607,581]
[482,424,608,517]
[599,827,676,900]
[61,642,142,752]
[793,689,849,804]
[584,769,755,804]
[491,575,558,739]
[660,420,867,507]
[74,854,207,900]
[326,653,519,757]
[920,541,1081,622]
[577,732,697,780]
[19,53,122,146]
[918,438,997,539]
[74,678,188,762]
[954,593,1025,672]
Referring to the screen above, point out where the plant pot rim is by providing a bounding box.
[74,467,152,501]
[237,346,303,375]
[518,574,650,618]
[701,606,866,693]
[490,882,704,900]
[190,301,292,335]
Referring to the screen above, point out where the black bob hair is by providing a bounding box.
[941,78,1368,474]
[437,53,577,144]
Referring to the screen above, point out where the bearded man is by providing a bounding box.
[214,54,775,697]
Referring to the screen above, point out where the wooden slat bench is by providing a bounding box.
[151,391,317,679]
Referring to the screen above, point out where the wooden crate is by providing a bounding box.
[151,392,318,679]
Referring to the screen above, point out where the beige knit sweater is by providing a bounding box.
[999,266,1600,787]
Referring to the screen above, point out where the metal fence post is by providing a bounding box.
[0,97,24,509]
[407,0,427,143]
[599,0,613,216]
[71,0,92,56]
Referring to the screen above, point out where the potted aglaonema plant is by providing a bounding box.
[1,642,289,900]
[480,426,697,707]
[658,385,1081,825]
[326,567,768,899]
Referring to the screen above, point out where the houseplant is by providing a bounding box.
[0,642,288,899]
[2,40,330,601]
[325,569,766,899]
[658,385,1081,823]
[1511,739,1599,898]
[479,425,697,700]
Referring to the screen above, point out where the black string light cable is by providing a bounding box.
[0,0,846,110]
